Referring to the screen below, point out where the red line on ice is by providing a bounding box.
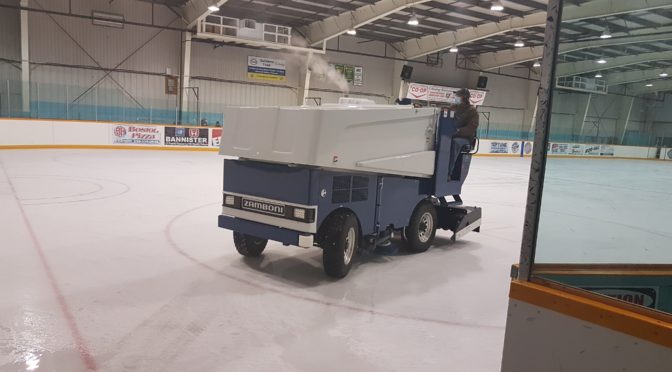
[0,161,98,371]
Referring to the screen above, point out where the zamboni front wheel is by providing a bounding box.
[233,232,268,257]
[321,211,359,278]
[403,200,437,253]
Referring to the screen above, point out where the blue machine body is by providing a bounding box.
[218,111,477,247]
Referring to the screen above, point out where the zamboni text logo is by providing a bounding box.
[242,199,285,216]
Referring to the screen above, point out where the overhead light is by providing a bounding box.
[514,38,524,47]
[660,72,669,77]
[490,1,505,11]
[596,58,607,64]
[600,27,612,39]
[645,82,653,87]
[208,5,220,11]
[346,28,357,35]
[533,60,541,67]
[594,72,603,78]
[407,12,419,26]
[449,46,459,53]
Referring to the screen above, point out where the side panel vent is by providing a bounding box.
[332,176,369,203]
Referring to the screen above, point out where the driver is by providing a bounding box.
[449,88,479,180]
[453,88,479,141]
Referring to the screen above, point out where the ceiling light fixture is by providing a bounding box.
[646,82,653,87]
[449,46,459,53]
[594,72,603,78]
[514,38,524,47]
[490,1,505,11]
[596,58,607,64]
[660,72,669,77]
[346,28,357,35]
[208,5,220,11]
[533,60,541,67]
[600,27,612,39]
[407,12,419,26]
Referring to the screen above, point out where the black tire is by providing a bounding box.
[320,211,359,278]
[233,231,268,257]
[402,200,438,253]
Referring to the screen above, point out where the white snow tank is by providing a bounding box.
[219,103,439,178]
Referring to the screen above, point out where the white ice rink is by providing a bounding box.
[0,150,669,372]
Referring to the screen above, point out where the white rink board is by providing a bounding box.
[479,139,656,159]
[480,139,534,157]
[661,147,672,160]
[0,119,221,149]
[0,119,659,160]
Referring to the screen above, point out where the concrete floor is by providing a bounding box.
[0,150,530,372]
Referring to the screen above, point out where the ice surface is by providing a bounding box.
[0,150,528,372]
[536,158,672,264]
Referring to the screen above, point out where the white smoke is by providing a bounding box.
[307,54,350,94]
[290,36,350,94]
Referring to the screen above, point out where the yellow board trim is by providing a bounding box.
[510,280,672,348]
[0,144,219,152]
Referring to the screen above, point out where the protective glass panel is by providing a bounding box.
[531,2,672,315]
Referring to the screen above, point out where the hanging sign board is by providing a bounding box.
[406,83,487,106]
[329,63,364,86]
[247,56,286,81]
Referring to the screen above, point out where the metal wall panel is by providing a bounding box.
[24,0,182,108]
[0,4,20,61]
[191,78,297,109]
[191,42,301,87]
[29,1,181,74]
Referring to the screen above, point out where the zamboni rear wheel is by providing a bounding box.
[233,232,268,257]
[320,211,359,278]
[403,200,437,253]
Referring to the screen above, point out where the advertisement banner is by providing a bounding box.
[600,145,614,156]
[584,145,601,156]
[211,128,222,148]
[353,66,363,86]
[584,287,658,309]
[523,141,533,155]
[550,143,570,155]
[164,127,209,147]
[406,83,487,106]
[112,124,162,145]
[329,63,363,86]
[490,141,509,154]
[247,56,286,81]
[511,141,521,155]
[570,144,583,155]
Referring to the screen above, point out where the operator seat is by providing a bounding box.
[449,137,478,181]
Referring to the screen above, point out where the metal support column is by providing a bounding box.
[180,31,192,123]
[518,0,563,281]
[20,0,30,114]
[618,97,635,145]
[577,93,592,138]
[299,53,313,105]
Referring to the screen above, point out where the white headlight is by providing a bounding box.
[225,195,235,205]
[293,208,306,219]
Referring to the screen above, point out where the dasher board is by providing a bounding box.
[219,105,438,178]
